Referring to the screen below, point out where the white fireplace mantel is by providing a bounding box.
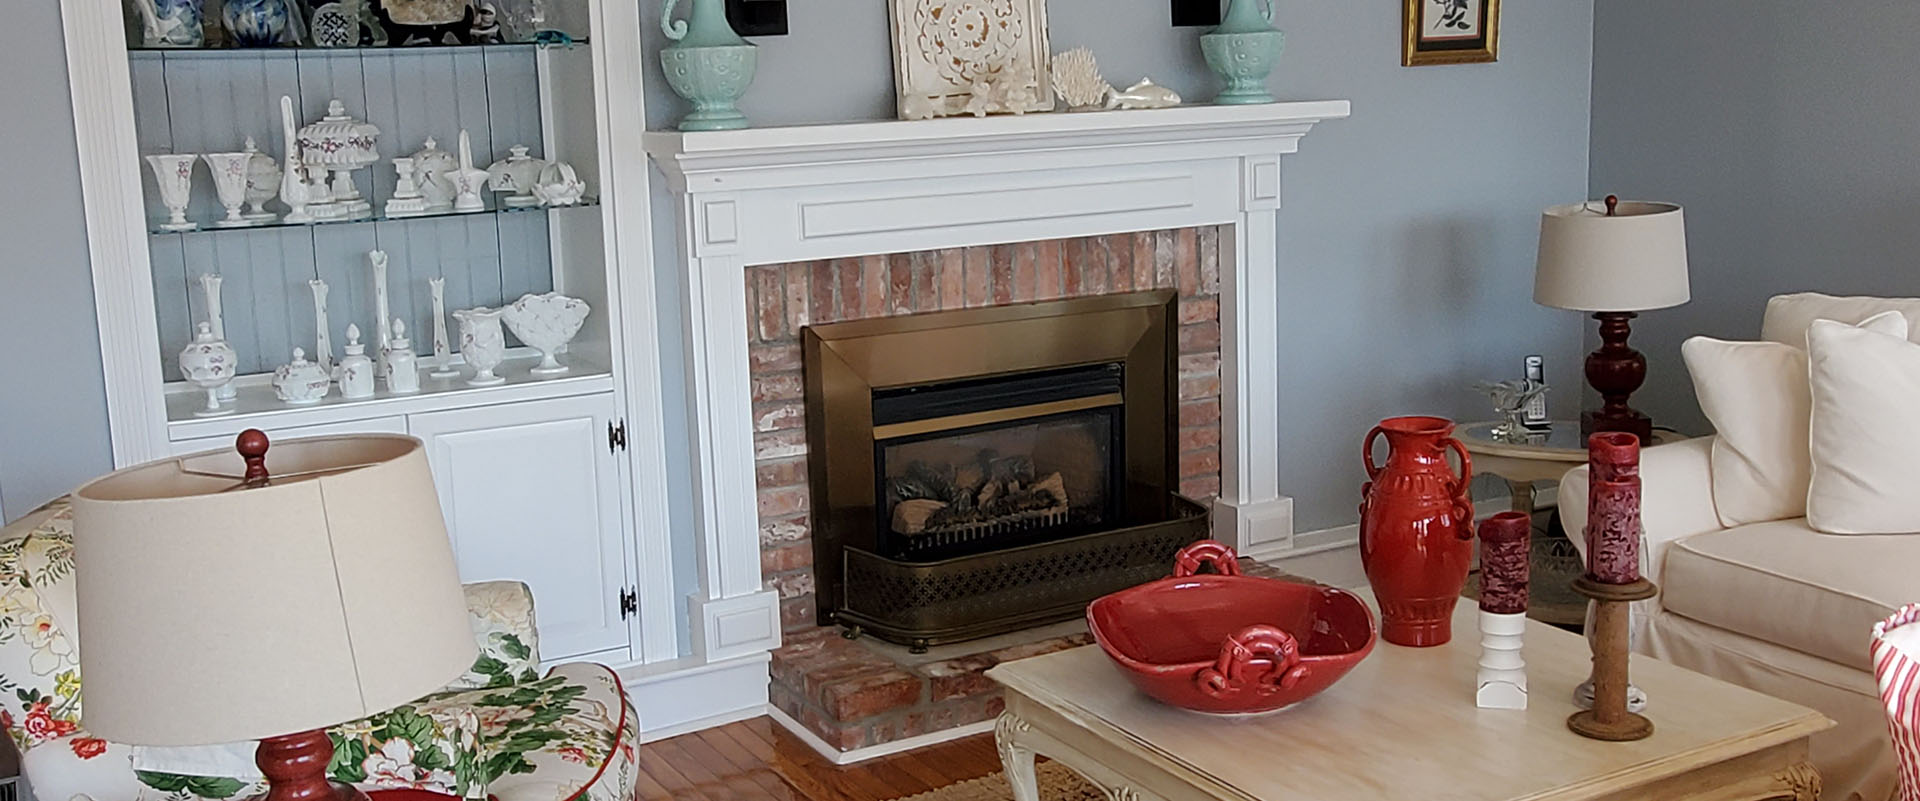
[642,101,1350,665]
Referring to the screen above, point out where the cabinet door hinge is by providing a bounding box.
[608,419,627,452]
[619,588,638,619]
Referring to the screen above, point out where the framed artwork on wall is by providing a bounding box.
[888,0,1055,119]
[1402,0,1500,66]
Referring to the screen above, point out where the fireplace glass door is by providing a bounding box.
[872,363,1125,560]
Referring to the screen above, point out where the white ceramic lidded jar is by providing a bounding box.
[338,323,376,399]
[272,347,331,404]
[386,318,421,395]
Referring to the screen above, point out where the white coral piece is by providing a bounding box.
[1050,48,1113,110]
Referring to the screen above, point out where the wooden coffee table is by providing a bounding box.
[985,599,1830,801]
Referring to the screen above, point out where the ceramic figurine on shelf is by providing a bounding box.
[242,137,280,224]
[409,138,458,212]
[309,278,333,373]
[1049,48,1112,111]
[1107,78,1181,110]
[279,96,329,223]
[377,0,476,45]
[502,292,589,375]
[427,277,458,378]
[272,347,331,405]
[386,319,421,394]
[531,161,586,207]
[201,151,255,227]
[338,324,375,399]
[1201,0,1284,105]
[450,130,490,213]
[486,145,546,208]
[130,0,204,47]
[145,154,199,232]
[452,306,507,386]
[223,0,301,46]
[297,100,379,220]
[178,322,236,417]
[659,0,757,131]
[384,158,431,217]
[369,250,392,378]
[198,273,236,401]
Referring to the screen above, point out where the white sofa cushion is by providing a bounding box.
[1662,518,1919,671]
[1806,319,1920,534]
[1763,292,1920,345]
[1681,311,1908,527]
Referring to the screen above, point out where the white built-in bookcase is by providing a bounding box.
[60,0,684,686]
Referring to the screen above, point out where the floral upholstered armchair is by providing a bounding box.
[0,500,638,801]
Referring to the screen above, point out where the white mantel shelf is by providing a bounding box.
[644,101,1352,192]
[642,99,1352,684]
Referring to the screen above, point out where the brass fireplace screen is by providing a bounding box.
[802,290,1207,649]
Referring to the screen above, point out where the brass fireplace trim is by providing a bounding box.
[870,392,1124,441]
[802,290,1180,628]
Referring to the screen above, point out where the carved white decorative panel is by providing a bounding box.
[888,0,1054,118]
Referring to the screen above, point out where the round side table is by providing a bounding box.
[1458,421,1685,516]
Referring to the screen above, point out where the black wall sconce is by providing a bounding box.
[1171,0,1220,27]
[726,0,788,36]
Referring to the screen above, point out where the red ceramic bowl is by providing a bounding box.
[1087,541,1378,715]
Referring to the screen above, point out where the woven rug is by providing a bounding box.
[888,761,1102,801]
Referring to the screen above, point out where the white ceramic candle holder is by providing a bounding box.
[1476,610,1527,709]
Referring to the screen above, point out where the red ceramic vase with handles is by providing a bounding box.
[1359,415,1474,647]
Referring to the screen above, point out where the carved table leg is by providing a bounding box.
[995,712,1039,801]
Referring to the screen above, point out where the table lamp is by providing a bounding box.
[1534,196,1690,444]
[70,431,476,801]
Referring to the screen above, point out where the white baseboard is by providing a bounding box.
[617,650,772,742]
[768,706,998,765]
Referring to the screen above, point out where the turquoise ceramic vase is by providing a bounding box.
[660,0,756,131]
[1199,0,1284,105]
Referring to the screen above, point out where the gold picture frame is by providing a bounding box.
[1402,0,1500,66]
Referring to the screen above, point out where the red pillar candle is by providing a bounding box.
[1585,432,1643,584]
[1478,512,1531,615]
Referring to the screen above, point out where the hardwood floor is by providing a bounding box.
[635,717,1006,801]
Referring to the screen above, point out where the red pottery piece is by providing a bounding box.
[1358,415,1475,647]
[1087,541,1377,715]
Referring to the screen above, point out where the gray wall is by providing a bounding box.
[1590,2,1920,434]
[0,1,113,522]
[644,0,1595,532]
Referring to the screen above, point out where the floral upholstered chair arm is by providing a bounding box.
[444,581,542,691]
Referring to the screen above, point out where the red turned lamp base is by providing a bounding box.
[1580,311,1655,445]
[253,729,369,801]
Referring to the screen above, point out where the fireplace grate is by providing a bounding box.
[838,493,1209,649]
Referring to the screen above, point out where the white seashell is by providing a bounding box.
[1050,48,1113,110]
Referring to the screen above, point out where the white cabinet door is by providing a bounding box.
[408,394,629,661]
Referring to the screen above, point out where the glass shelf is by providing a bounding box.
[128,38,587,55]
[148,197,598,236]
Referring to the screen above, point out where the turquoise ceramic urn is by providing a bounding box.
[1199,0,1284,105]
[660,0,757,131]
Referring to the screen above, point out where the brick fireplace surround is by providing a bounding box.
[750,227,1225,753]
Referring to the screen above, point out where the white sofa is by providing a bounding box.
[1562,293,1920,801]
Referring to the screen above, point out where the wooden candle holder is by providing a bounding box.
[1568,575,1657,742]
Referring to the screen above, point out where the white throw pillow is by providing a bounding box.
[1683,311,1909,527]
[1807,319,1920,534]
[1762,292,1920,345]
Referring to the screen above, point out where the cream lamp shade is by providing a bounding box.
[1534,200,1691,312]
[70,434,476,746]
